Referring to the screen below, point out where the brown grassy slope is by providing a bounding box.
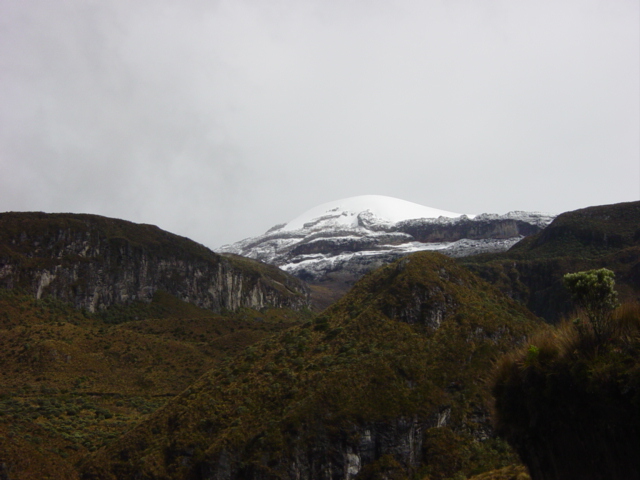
[0,290,304,395]
[467,465,530,480]
[80,252,543,480]
[492,304,640,480]
[0,424,81,480]
[0,289,309,479]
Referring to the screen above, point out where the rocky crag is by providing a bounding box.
[0,212,309,313]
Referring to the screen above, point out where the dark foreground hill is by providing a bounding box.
[463,201,640,322]
[493,304,640,480]
[0,212,309,312]
[80,252,542,480]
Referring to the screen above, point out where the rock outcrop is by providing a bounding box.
[0,212,309,312]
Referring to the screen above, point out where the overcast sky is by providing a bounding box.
[1,0,638,249]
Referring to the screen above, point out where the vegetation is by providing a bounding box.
[462,201,640,323]
[3,204,640,479]
[80,252,540,480]
[563,268,619,338]
[508,201,640,258]
[492,303,640,480]
[0,212,219,262]
[0,289,308,479]
[467,465,529,480]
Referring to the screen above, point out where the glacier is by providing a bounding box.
[220,195,555,282]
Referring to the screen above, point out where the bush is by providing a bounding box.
[563,268,619,339]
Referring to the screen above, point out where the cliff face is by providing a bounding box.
[0,212,309,312]
[195,416,433,480]
[396,217,542,243]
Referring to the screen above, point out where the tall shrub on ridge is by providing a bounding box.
[563,268,619,338]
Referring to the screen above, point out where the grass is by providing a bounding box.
[466,465,530,480]
[492,303,640,480]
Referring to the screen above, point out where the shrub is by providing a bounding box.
[563,268,619,339]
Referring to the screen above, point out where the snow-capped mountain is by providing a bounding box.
[220,195,555,283]
[281,196,468,232]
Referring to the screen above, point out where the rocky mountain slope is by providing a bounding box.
[0,212,310,313]
[220,195,554,284]
[80,252,542,480]
[462,200,640,322]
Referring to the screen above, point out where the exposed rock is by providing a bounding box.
[0,212,309,312]
[196,417,430,480]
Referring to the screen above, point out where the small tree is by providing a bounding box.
[563,268,619,338]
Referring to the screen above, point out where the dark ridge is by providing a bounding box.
[462,201,640,323]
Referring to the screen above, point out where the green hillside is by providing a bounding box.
[80,252,542,480]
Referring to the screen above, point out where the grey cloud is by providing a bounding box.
[1,0,638,248]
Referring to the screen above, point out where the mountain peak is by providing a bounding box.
[280,195,470,232]
[220,196,555,305]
